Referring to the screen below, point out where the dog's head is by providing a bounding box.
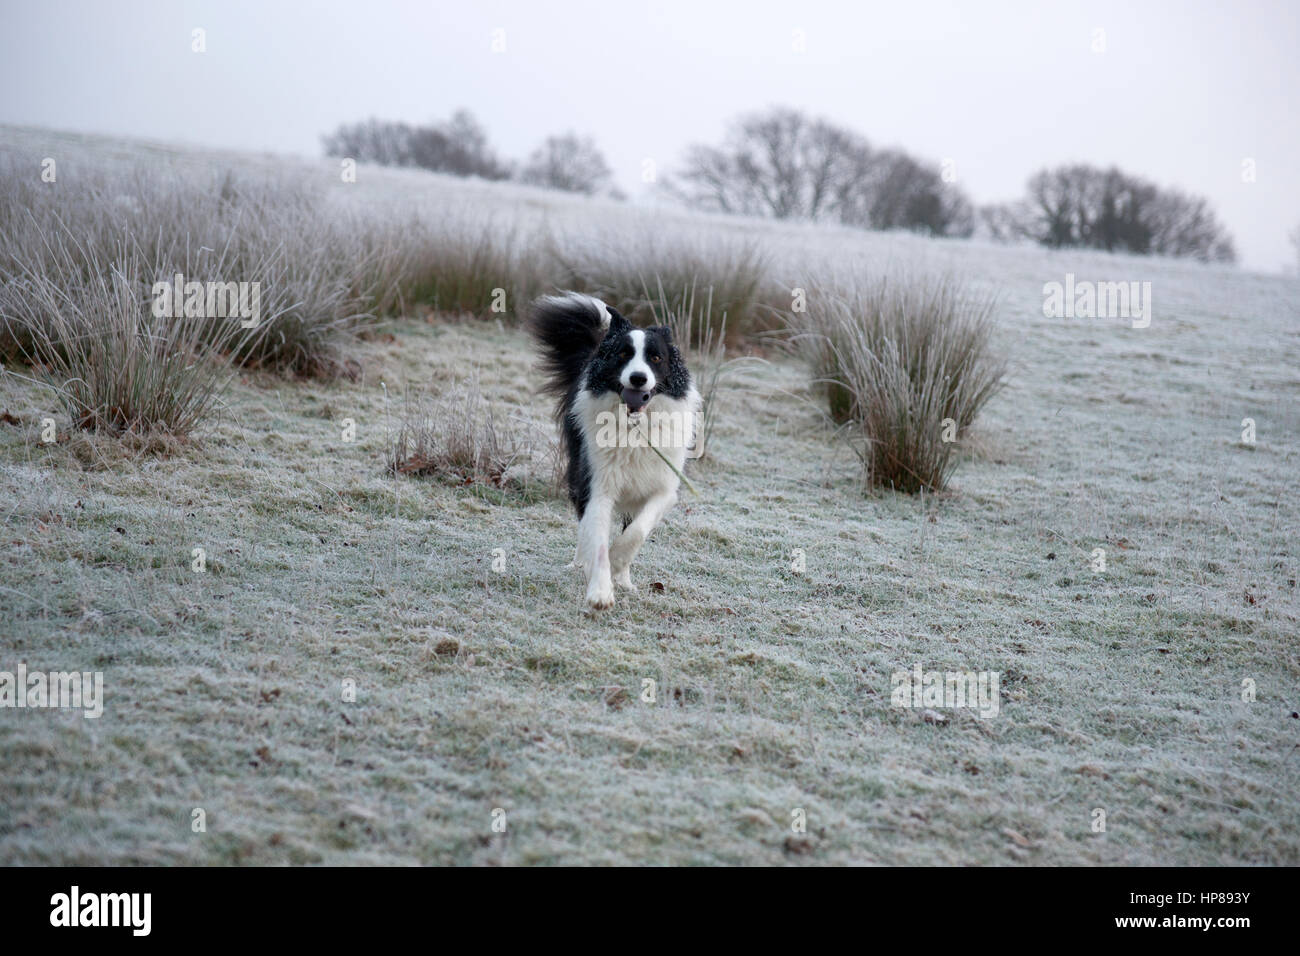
[588,306,690,413]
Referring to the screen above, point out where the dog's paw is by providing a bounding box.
[585,581,615,612]
[614,567,634,591]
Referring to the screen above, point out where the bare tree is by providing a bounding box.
[1145,189,1235,262]
[668,107,973,237]
[840,150,973,237]
[433,110,512,179]
[519,133,613,195]
[322,118,414,167]
[322,110,511,180]
[1010,164,1235,262]
[1024,165,1091,249]
[670,107,870,221]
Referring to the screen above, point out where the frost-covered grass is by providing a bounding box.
[0,159,390,379]
[0,127,1298,865]
[795,272,1007,493]
[0,127,778,387]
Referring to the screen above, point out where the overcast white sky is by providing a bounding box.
[1,0,1296,272]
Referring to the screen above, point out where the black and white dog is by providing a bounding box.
[529,293,701,611]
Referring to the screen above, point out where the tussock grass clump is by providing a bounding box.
[0,223,250,437]
[0,161,379,379]
[387,376,532,487]
[390,217,548,320]
[550,232,774,344]
[799,273,1006,493]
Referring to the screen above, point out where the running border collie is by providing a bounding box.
[528,293,701,611]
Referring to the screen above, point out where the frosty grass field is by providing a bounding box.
[1,126,1297,865]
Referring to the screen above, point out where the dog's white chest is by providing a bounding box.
[573,389,698,508]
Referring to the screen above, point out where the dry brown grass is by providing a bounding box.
[549,231,775,343]
[0,161,382,378]
[0,224,246,437]
[387,374,533,488]
[796,272,1007,493]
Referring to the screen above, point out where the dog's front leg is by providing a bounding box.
[578,495,615,610]
[610,490,677,590]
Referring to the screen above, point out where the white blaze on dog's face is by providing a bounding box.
[619,330,657,412]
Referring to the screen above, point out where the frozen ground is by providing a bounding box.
[1,126,1297,864]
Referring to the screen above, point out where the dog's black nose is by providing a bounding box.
[628,372,647,388]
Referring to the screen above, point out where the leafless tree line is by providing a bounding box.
[666,107,973,237]
[323,106,1241,262]
[669,108,1236,260]
[322,112,614,196]
[979,164,1237,263]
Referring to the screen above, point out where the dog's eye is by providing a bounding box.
[649,355,661,363]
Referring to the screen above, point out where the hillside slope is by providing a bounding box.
[1,127,1297,864]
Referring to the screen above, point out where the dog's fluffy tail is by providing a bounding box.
[527,292,613,405]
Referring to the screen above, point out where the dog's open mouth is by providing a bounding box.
[622,387,653,415]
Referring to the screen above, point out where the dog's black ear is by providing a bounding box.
[607,307,632,333]
[654,325,673,344]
